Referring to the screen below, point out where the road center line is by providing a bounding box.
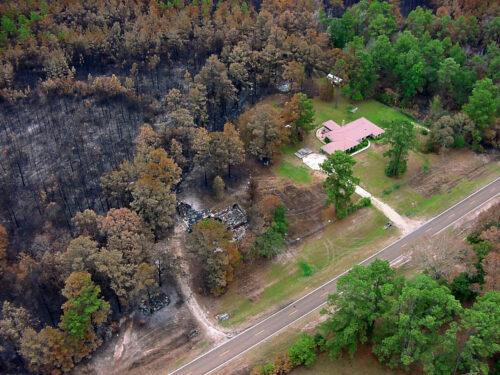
[255,329,265,336]
[170,178,500,375]
[288,309,298,316]
[219,350,230,357]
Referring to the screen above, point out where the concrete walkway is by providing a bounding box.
[355,186,420,235]
[297,153,419,235]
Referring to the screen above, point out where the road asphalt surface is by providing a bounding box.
[171,177,500,375]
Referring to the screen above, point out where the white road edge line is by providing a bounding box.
[433,193,500,237]
[205,303,327,375]
[169,177,500,375]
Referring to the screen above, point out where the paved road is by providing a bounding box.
[171,178,500,375]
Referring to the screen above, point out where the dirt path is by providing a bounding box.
[168,223,229,343]
[310,166,419,235]
[355,185,421,235]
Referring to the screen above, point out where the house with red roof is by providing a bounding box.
[319,117,385,155]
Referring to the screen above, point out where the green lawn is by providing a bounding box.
[353,147,500,218]
[313,97,413,129]
[276,161,312,184]
[215,207,397,328]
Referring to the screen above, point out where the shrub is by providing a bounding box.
[273,205,288,236]
[453,134,466,148]
[420,128,429,136]
[347,138,369,154]
[346,197,371,215]
[253,205,288,258]
[260,363,275,375]
[450,272,477,302]
[288,334,317,367]
[253,226,285,258]
[422,161,430,174]
[299,261,314,277]
[356,197,371,208]
[382,183,401,196]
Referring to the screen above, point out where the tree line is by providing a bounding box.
[323,0,499,149]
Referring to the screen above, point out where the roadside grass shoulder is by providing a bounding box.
[217,207,397,328]
[225,309,405,375]
[353,146,500,219]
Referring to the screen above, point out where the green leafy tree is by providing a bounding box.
[253,205,288,258]
[282,93,315,142]
[288,334,317,367]
[459,291,500,375]
[373,275,462,370]
[343,37,377,101]
[422,39,445,95]
[383,120,415,177]
[296,94,315,134]
[321,151,359,219]
[394,32,425,103]
[370,35,396,79]
[325,12,356,49]
[437,58,461,106]
[322,260,399,358]
[463,78,499,142]
[60,272,109,340]
[406,7,434,35]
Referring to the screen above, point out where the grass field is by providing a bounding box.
[312,97,413,129]
[276,161,312,184]
[213,207,397,328]
[353,145,500,218]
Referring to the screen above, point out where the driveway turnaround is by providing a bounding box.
[170,178,500,375]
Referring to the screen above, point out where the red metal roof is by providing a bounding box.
[320,117,384,154]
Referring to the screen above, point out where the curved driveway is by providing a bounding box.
[171,178,500,375]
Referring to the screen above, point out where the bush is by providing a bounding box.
[347,138,369,154]
[288,334,317,367]
[253,226,285,258]
[356,197,371,208]
[453,134,466,149]
[254,205,288,258]
[382,183,401,196]
[346,197,371,216]
[299,261,314,277]
[273,205,288,236]
[260,363,275,375]
[420,128,429,136]
[422,161,430,174]
[450,272,477,302]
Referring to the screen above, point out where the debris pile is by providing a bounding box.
[177,202,248,240]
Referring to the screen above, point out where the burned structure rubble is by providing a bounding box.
[177,202,248,240]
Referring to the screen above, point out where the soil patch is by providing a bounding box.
[407,150,497,197]
[74,286,208,375]
[251,176,332,240]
